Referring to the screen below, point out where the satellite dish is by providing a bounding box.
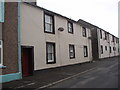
[58,27,64,32]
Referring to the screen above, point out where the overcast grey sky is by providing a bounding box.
[37,0,119,37]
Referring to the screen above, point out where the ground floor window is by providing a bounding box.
[101,45,103,54]
[46,42,56,64]
[105,46,107,51]
[110,46,112,53]
[84,46,88,57]
[113,47,116,51]
[0,40,3,65]
[69,45,75,59]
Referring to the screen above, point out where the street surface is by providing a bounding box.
[49,58,118,88]
[3,57,119,89]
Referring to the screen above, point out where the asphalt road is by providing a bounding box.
[48,58,119,88]
[3,57,119,89]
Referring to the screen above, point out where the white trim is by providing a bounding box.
[0,40,3,66]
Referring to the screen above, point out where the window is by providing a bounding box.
[105,46,107,51]
[84,46,88,57]
[116,38,118,43]
[46,42,56,64]
[44,14,54,34]
[105,32,107,40]
[69,45,75,59]
[0,40,3,65]
[112,36,114,42]
[82,27,87,37]
[101,45,103,54]
[68,21,73,34]
[110,46,112,53]
[113,47,116,51]
[116,38,119,43]
[100,30,102,39]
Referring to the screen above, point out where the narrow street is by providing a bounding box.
[49,58,118,88]
[3,57,119,89]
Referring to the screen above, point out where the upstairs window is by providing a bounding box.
[84,46,88,57]
[44,14,54,34]
[0,40,3,65]
[116,38,118,43]
[116,38,119,43]
[100,30,102,39]
[105,32,107,40]
[82,27,87,37]
[69,45,75,59]
[112,36,114,42]
[68,21,73,34]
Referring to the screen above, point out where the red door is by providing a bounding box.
[22,49,30,77]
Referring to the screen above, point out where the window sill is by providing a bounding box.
[70,57,75,59]
[0,65,7,69]
[47,62,56,64]
[44,31,55,34]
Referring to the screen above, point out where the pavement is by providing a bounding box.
[2,56,120,89]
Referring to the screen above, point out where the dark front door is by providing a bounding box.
[21,46,34,77]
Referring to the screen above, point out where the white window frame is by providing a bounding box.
[68,22,73,33]
[84,46,88,57]
[47,44,54,62]
[46,42,56,64]
[82,27,87,37]
[69,45,75,59]
[0,40,3,66]
[45,14,53,33]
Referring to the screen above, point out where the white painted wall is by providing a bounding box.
[20,3,92,70]
[97,28,119,59]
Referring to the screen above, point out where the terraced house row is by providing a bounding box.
[0,0,119,83]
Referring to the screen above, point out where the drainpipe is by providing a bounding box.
[18,0,22,79]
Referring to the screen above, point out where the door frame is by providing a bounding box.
[21,46,34,77]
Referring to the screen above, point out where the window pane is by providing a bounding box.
[70,52,74,57]
[45,23,52,32]
[70,46,73,53]
[48,53,53,61]
[48,44,54,53]
[45,15,51,23]
[69,28,72,32]
[47,44,52,53]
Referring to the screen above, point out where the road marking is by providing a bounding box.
[35,67,97,90]
[14,82,36,89]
